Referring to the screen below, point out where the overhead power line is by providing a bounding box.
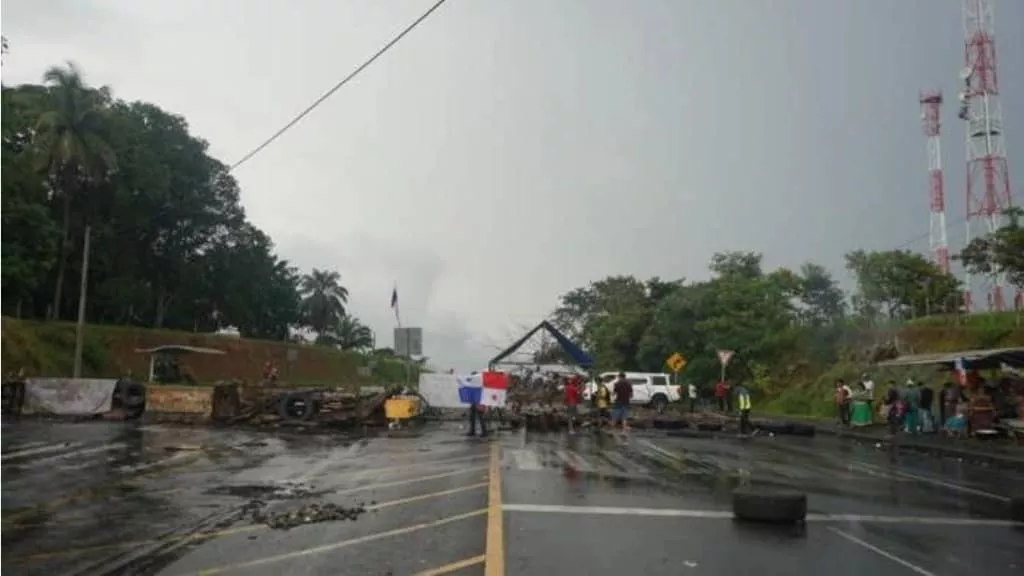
[228,0,451,172]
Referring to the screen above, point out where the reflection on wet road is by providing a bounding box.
[2,420,1021,575]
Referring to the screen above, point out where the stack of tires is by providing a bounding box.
[2,380,26,417]
[112,379,146,420]
[277,391,320,423]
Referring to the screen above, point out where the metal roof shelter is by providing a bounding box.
[488,321,594,369]
[135,345,226,382]
[874,347,1024,371]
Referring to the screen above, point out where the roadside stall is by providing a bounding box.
[875,347,1024,439]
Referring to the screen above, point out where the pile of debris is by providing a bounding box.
[250,501,367,530]
[229,386,391,428]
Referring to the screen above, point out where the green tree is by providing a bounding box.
[959,207,1024,291]
[35,63,115,319]
[322,314,374,351]
[845,249,960,319]
[300,269,349,338]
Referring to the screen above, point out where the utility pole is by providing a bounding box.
[72,225,92,378]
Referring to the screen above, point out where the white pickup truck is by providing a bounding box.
[583,371,681,412]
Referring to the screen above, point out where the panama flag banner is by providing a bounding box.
[457,372,509,407]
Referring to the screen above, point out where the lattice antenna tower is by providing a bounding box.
[957,0,1014,312]
[920,91,951,276]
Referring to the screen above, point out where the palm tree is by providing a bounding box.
[36,62,115,319]
[320,314,374,351]
[300,269,349,337]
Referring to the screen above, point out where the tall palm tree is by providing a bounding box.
[320,314,374,351]
[36,62,115,319]
[300,268,349,337]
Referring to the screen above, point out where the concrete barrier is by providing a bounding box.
[144,385,216,423]
[144,383,240,424]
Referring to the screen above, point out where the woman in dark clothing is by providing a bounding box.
[884,381,904,436]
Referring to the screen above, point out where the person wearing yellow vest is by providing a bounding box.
[735,383,752,435]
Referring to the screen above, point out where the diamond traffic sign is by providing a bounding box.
[666,352,687,373]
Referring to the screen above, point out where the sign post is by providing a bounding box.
[717,349,735,382]
[394,327,424,389]
[666,352,687,374]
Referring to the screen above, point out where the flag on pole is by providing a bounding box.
[457,371,508,407]
[390,285,400,325]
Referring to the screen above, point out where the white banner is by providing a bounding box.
[417,373,463,409]
[23,378,118,416]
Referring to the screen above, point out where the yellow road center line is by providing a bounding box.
[195,509,487,575]
[330,465,488,497]
[11,482,488,564]
[414,554,487,576]
[485,442,505,576]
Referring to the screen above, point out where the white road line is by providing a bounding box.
[23,443,127,468]
[827,527,937,576]
[2,441,49,453]
[558,449,597,472]
[509,449,543,471]
[503,503,733,518]
[637,439,682,463]
[118,450,199,474]
[502,503,1022,528]
[599,451,650,476]
[1,442,83,461]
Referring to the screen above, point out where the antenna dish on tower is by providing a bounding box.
[960,66,973,80]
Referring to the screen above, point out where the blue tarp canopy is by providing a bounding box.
[487,320,594,368]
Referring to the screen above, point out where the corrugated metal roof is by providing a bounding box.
[134,345,226,356]
[875,347,1024,369]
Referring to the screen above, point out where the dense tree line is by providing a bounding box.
[545,239,1022,391]
[1,63,375,351]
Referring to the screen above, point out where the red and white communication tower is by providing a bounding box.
[957,0,1014,312]
[919,91,950,275]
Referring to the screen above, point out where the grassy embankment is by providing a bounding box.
[758,312,1024,418]
[0,317,418,387]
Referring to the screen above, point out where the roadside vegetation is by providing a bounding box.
[542,247,1023,417]
[1,58,409,374]
[3,54,1021,412]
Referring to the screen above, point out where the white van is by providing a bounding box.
[584,372,681,411]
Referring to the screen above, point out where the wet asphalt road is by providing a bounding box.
[2,419,1022,576]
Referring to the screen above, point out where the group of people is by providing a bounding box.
[833,374,971,436]
[563,372,633,434]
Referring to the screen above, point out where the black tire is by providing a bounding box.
[787,423,816,437]
[732,488,807,524]
[1009,496,1024,523]
[278,392,320,421]
[696,422,723,432]
[650,394,668,414]
[116,379,146,408]
[666,429,714,439]
[751,420,791,435]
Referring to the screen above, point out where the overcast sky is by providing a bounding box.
[3,0,1022,370]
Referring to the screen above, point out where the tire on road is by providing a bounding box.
[1010,496,1024,523]
[754,421,793,435]
[650,394,669,414]
[787,422,816,437]
[732,488,807,524]
[666,428,714,439]
[116,379,146,408]
[278,391,320,422]
[696,422,724,432]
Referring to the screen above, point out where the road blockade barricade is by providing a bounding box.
[144,383,239,424]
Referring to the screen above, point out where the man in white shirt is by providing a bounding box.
[687,383,698,412]
[861,373,875,399]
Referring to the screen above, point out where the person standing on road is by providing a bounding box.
[563,375,582,435]
[594,379,611,428]
[735,382,752,435]
[835,379,852,426]
[715,380,728,412]
[903,380,921,435]
[612,372,633,431]
[884,380,904,436]
[687,382,698,413]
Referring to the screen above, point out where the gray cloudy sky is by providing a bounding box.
[3,0,1022,370]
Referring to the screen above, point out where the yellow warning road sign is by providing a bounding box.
[666,352,687,373]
